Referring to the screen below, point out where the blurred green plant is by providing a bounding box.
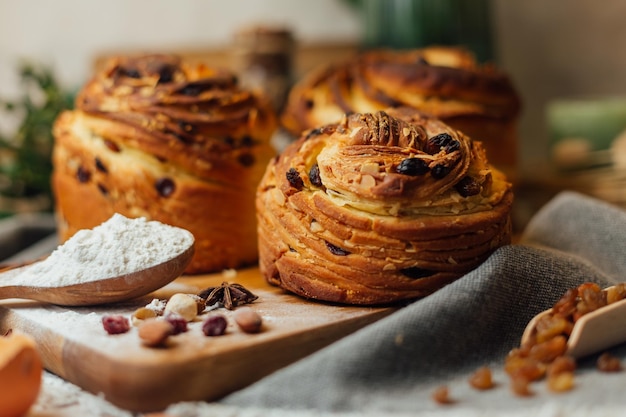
[0,63,74,210]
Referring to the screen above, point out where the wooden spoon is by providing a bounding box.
[521,286,626,358]
[0,244,194,307]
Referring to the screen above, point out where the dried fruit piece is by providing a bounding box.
[400,267,435,279]
[606,283,626,304]
[95,157,108,173]
[468,366,494,390]
[597,352,622,372]
[76,166,91,183]
[547,355,576,377]
[286,168,304,190]
[234,307,263,333]
[325,241,350,256]
[155,177,176,197]
[202,314,228,336]
[395,158,429,176]
[309,163,323,187]
[238,153,255,166]
[164,313,188,335]
[432,385,453,404]
[138,319,174,347]
[424,133,450,154]
[454,176,481,197]
[102,315,130,335]
[547,371,575,392]
[104,139,121,152]
[430,164,451,179]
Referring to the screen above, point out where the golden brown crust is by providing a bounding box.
[52,54,277,273]
[281,46,520,176]
[257,108,512,305]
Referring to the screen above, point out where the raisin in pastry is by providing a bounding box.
[52,54,277,273]
[280,46,521,178]
[256,107,512,305]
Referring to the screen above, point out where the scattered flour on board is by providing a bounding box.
[19,213,194,287]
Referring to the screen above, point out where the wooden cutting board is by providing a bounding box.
[0,267,394,412]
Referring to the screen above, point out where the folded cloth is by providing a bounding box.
[219,191,626,414]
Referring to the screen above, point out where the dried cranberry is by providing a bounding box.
[155,177,175,197]
[431,164,451,179]
[102,315,130,335]
[395,158,429,176]
[325,241,350,256]
[309,163,322,187]
[95,157,108,173]
[77,166,91,183]
[202,314,228,336]
[286,168,304,190]
[454,176,481,197]
[164,313,188,335]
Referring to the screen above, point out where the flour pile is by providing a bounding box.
[23,214,194,287]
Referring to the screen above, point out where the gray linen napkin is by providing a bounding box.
[220,191,626,414]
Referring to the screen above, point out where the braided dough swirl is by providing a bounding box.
[52,54,277,273]
[280,46,520,175]
[257,107,512,304]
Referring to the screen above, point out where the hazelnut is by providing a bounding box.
[234,307,263,334]
[164,293,199,322]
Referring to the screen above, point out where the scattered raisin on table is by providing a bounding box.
[102,315,130,335]
[468,367,494,390]
[164,313,188,335]
[597,352,622,372]
[202,314,228,337]
[431,385,453,405]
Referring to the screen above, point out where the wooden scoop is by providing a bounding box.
[0,244,194,307]
[521,286,626,358]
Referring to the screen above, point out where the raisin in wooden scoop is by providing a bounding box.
[521,284,626,358]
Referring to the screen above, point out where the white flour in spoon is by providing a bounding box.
[19,213,194,287]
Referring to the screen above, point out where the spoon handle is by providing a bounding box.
[0,284,45,301]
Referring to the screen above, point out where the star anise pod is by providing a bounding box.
[198,282,258,310]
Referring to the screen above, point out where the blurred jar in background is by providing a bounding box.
[352,0,493,62]
[232,26,295,113]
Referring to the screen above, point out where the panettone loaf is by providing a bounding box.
[257,107,512,305]
[52,54,277,273]
[281,46,521,177]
